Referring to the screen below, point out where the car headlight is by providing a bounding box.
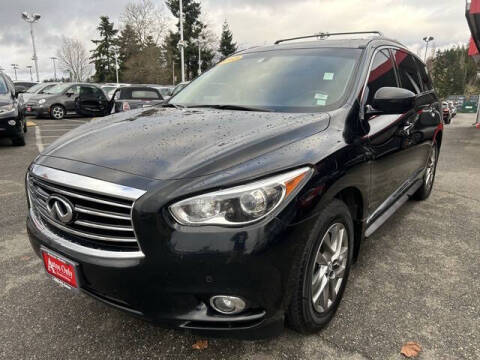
[38,99,46,104]
[0,103,14,113]
[169,167,313,226]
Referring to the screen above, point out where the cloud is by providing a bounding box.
[0,0,472,80]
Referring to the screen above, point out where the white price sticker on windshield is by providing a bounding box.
[323,72,334,81]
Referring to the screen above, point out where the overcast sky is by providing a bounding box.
[0,0,471,81]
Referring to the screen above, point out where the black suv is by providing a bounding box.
[25,83,110,119]
[0,72,26,146]
[26,32,442,338]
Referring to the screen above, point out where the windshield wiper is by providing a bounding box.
[185,104,272,112]
[162,103,186,110]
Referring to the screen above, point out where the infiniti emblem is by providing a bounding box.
[46,195,74,224]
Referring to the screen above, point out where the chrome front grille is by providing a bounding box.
[28,165,146,254]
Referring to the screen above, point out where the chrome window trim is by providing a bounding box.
[30,164,146,201]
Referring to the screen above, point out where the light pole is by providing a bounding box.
[21,12,41,82]
[27,65,33,81]
[422,36,434,62]
[50,57,57,81]
[197,39,202,76]
[178,0,185,82]
[11,64,19,80]
[172,61,175,85]
[114,51,119,84]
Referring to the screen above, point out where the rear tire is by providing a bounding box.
[287,199,354,333]
[413,143,438,201]
[50,105,65,120]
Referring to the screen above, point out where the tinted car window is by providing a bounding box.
[415,58,433,91]
[0,75,8,94]
[365,49,397,105]
[392,50,422,94]
[172,48,362,112]
[91,86,106,99]
[131,90,161,99]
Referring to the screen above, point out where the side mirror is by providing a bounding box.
[372,87,416,114]
[15,88,26,98]
[65,91,74,97]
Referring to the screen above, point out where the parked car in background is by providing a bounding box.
[442,101,452,124]
[26,33,443,338]
[171,81,190,97]
[448,101,457,118]
[0,72,26,146]
[14,81,38,94]
[147,85,174,100]
[19,82,58,105]
[25,83,110,119]
[112,86,164,113]
[100,83,130,100]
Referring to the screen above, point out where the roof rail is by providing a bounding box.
[274,31,384,45]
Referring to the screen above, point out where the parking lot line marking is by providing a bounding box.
[26,121,36,127]
[35,126,44,153]
[40,135,66,138]
[39,129,75,132]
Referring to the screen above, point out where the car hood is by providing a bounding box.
[41,107,330,180]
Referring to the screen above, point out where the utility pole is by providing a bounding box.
[114,51,119,84]
[198,39,202,76]
[423,36,434,63]
[22,12,41,82]
[172,61,175,85]
[50,57,57,81]
[11,64,19,80]
[27,65,33,81]
[179,0,185,82]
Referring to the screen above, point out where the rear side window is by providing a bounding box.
[415,58,433,91]
[392,50,422,94]
[0,75,8,94]
[365,49,397,105]
[119,88,161,100]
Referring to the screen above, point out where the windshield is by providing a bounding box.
[44,83,71,94]
[158,88,172,97]
[26,83,46,93]
[171,48,361,112]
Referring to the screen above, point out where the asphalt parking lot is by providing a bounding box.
[0,114,479,359]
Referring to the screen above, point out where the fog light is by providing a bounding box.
[8,120,16,126]
[210,296,246,315]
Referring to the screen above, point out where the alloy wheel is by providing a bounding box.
[311,223,348,313]
[425,146,437,190]
[52,106,64,119]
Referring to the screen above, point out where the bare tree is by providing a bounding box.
[120,0,168,47]
[57,37,92,81]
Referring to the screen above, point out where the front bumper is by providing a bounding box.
[26,201,304,338]
[0,115,21,138]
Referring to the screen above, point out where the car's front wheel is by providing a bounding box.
[413,144,438,201]
[50,105,65,120]
[287,199,354,333]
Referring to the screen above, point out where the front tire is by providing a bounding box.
[413,144,438,201]
[50,105,65,120]
[287,199,354,333]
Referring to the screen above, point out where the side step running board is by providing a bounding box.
[365,180,422,237]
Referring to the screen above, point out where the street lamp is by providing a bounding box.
[178,0,185,82]
[11,64,19,80]
[21,11,41,82]
[422,36,434,62]
[50,57,57,81]
[27,65,33,81]
[113,50,119,84]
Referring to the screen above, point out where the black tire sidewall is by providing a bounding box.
[298,200,354,330]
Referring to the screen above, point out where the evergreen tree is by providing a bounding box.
[165,0,215,80]
[90,16,118,82]
[219,20,237,59]
[117,24,141,77]
[431,45,480,98]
